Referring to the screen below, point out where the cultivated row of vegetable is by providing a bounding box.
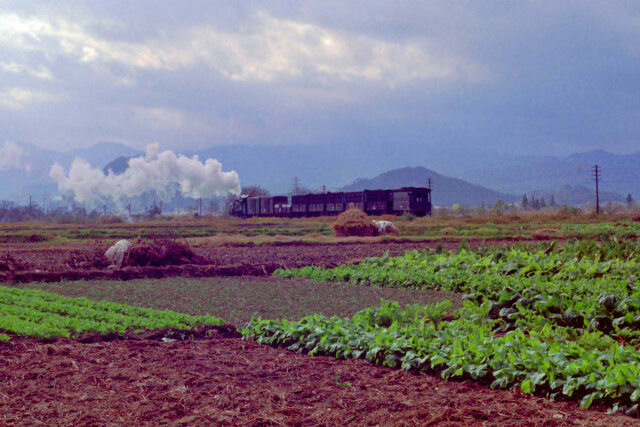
[258,238,640,413]
[274,238,640,341]
[0,286,224,340]
[244,301,640,414]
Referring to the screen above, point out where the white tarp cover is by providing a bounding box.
[105,239,132,268]
[372,220,397,235]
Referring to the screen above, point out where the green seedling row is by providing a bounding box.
[0,285,225,339]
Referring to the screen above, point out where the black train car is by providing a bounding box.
[273,196,290,217]
[291,194,308,217]
[344,191,365,211]
[325,192,344,215]
[247,197,259,217]
[364,190,389,215]
[408,187,431,216]
[231,195,290,217]
[230,186,431,218]
[259,196,273,216]
[386,187,431,216]
[307,193,326,217]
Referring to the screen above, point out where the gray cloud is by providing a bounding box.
[0,9,485,86]
[0,2,639,156]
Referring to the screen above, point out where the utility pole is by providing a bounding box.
[592,164,601,215]
[427,178,433,216]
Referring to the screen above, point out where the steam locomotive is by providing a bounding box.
[230,187,431,218]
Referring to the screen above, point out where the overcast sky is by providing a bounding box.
[1,1,639,156]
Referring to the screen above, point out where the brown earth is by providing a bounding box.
[1,333,637,426]
[1,238,638,425]
[0,238,524,282]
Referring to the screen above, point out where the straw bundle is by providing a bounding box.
[332,203,376,237]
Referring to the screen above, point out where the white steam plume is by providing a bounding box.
[50,143,241,208]
[0,141,26,171]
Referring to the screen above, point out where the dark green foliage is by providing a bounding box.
[268,236,640,414]
[244,300,640,413]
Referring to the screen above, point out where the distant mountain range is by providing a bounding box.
[185,145,639,202]
[341,168,628,207]
[341,167,518,207]
[0,140,635,209]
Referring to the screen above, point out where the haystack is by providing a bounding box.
[123,238,203,267]
[332,203,377,237]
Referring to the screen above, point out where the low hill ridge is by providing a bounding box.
[341,167,518,207]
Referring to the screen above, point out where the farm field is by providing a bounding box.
[2,215,640,424]
[0,239,446,283]
[2,213,640,284]
[261,238,640,413]
[0,279,637,425]
[1,210,638,244]
[5,277,463,326]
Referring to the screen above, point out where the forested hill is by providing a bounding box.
[341,167,518,207]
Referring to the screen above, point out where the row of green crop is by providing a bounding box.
[559,223,640,238]
[275,239,640,340]
[265,239,640,413]
[243,300,640,414]
[0,286,224,339]
[276,239,640,291]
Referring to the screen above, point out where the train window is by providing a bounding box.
[393,192,410,210]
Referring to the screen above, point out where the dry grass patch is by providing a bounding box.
[439,227,458,235]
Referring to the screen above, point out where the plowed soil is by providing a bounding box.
[1,334,636,426]
[0,240,466,282]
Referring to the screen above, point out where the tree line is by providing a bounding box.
[521,194,557,210]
